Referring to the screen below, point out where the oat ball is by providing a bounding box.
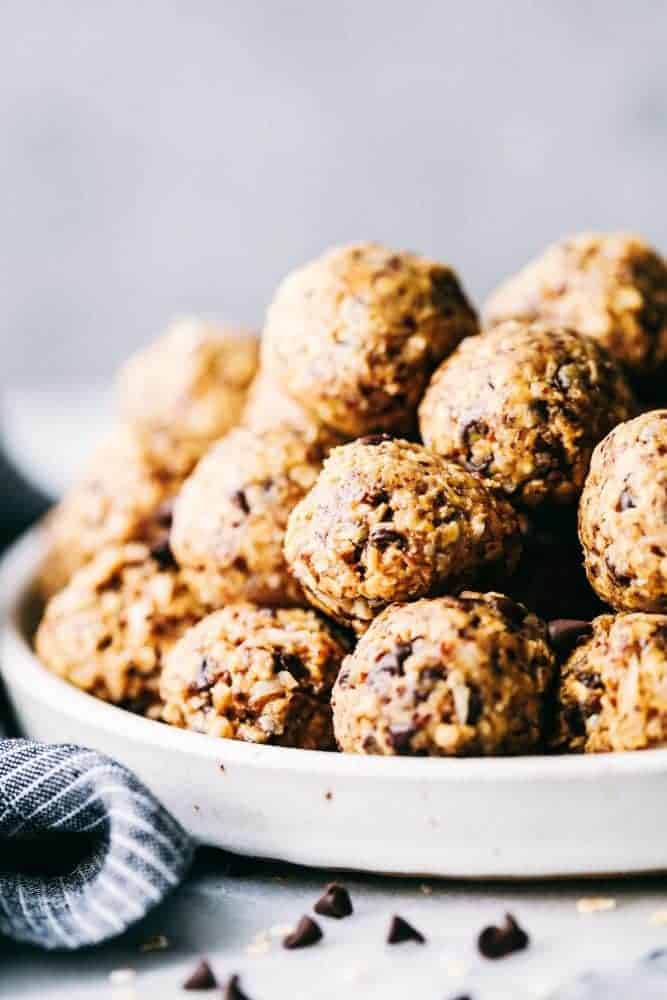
[332,593,555,756]
[160,603,349,748]
[579,410,667,612]
[484,233,667,377]
[555,612,667,752]
[117,317,259,476]
[171,426,323,609]
[36,543,204,718]
[419,321,635,508]
[241,371,347,453]
[261,242,478,437]
[37,425,181,598]
[284,436,521,634]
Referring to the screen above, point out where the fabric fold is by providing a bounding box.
[0,738,194,949]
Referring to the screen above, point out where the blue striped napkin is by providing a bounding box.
[0,737,194,949]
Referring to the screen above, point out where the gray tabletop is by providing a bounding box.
[3,848,667,999]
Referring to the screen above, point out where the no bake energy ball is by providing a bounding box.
[117,317,259,476]
[171,426,323,609]
[419,321,634,507]
[261,242,478,437]
[284,436,521,634]
[579,410,667,612]
[484,233,667,377]
[555,612,667,752]
[161,603,349,747]
[241,371,347,453]
[37,425,181,598]
[36,543,204,718]
[332,593,555,756]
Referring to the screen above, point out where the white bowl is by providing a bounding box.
[2,524,667,879]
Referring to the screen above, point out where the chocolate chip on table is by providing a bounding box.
[477,912,529,959]
[283,915,323,949]
[386,914,426,944]
[183,958,217,990]
[314,882,353,919]
[547,619,593,656]
[224,973,253,1000]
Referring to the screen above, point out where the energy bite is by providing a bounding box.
[160,603,349,747]
[241,371,347,453]
[37,425,181,598]
[117,316,259,476]
[419,321,634,507]
[579,410,667,612]
[284,436,521,634]
[36,543,204,718]
[261,242,478,437]
[332,593,555,756]
[171,426,323,609]
[555,612,667,752]
[484,233,667,377]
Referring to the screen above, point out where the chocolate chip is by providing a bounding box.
[183,958,217,990]
[283,915,323,949]
[224,974,252,1000]
[314,883,353,919]
[231,489,250,515]
[369,527,407,551]
[358,433,392,446]
[149,539,177,571]
[547,619,593,656]
[488,594,526,626]
[563,703,587,737]
[477,913,529,959]
[194,656,216,692]
[375,641,413,676]
[273,651,309,681]
[387,914,425,944]
[467,683,483,725]
[617,488,636,511]
[388,724,416,754]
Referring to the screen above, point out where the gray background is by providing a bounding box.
[1,0,665,384]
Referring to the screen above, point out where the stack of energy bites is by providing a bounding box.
[35,236,667,757]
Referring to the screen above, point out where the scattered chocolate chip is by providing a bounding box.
[386,914,425,944]
[314,882,353,919]
[183,958,217,990]
[477,913,529,959]
[375,641,413,676]
[231,489,250,515]
[388,724,416,754]
[224,973,252,1000]
[358,433,392,446]
[273,651,309,681]
[283,915,323,949]
[149,539,177,570]
[369,527,407,551]
[563,703,587,737]
[547,619,593,656]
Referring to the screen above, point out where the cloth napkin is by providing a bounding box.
[0,733,194,950]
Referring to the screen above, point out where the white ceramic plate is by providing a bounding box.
[3,525,667,879]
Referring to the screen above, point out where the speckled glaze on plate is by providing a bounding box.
[3,524,667,879]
